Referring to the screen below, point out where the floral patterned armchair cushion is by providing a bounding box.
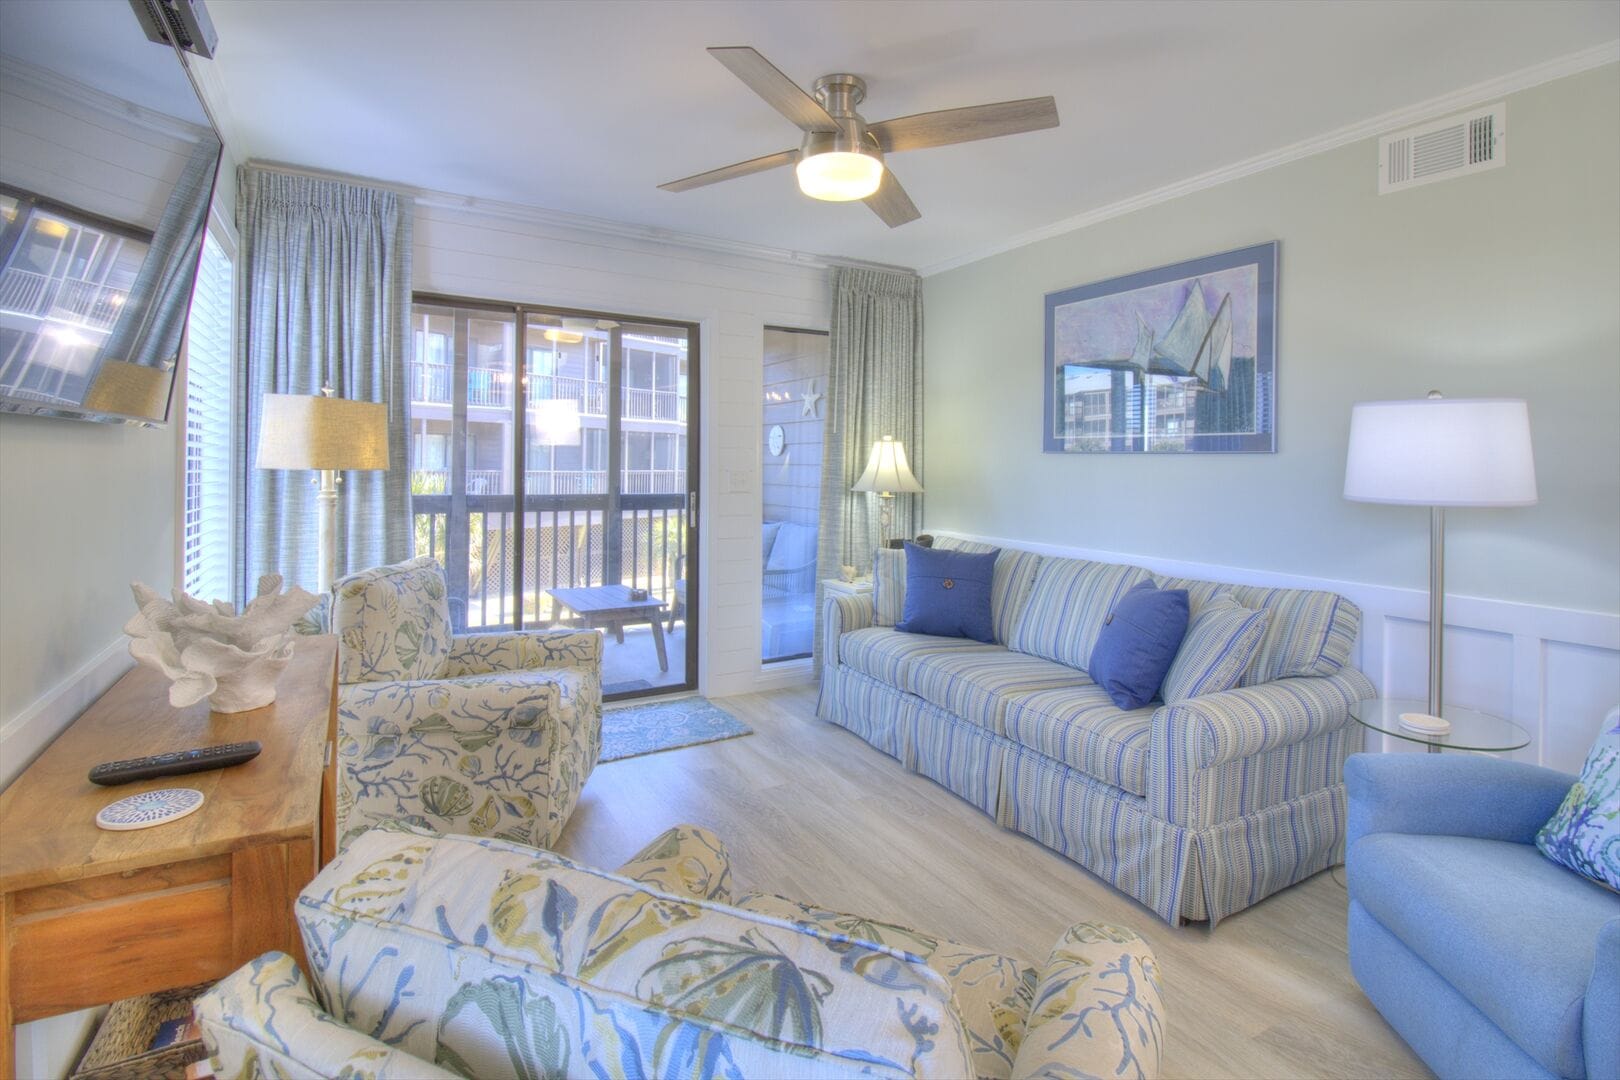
[196,823,1165,1080]
[332,558,603,851]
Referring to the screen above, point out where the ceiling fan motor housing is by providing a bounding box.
[804,74,883,164]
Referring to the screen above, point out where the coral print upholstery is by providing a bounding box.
[331,557,602,850]
[195,824,1166,1080]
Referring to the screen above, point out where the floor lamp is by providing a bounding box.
[1343,392,1537,718]
[852,435,924,550]
[257,387,390,595]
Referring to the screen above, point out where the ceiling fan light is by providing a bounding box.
[796,151,883,202]
[543,328,584,344]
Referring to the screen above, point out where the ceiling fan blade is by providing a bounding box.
[864,169,921,229]
[707,46,838,132]
[868,96,1059,153]
[658,149,799,193]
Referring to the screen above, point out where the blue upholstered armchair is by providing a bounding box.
[1345,753,1620,1080]
[331,557,602,851]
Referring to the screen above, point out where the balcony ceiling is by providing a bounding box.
[202,0,1617,273]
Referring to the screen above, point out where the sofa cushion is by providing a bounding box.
[298,825,978,1078]
[897,543,997,642]
[838,626,999,694]
[911,648,1091,734]
[1002,685,1156,796]
[1231,585,1360,685]
[1009,557,1152,671]
[334,556,453,684]
[1161,594,1270,702]
[934,537,1043,646]
[1350,832,1620,1078]
[872,547,906,626]
[734,890,1038,1080]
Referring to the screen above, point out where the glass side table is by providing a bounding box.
[1350,698,1530,754]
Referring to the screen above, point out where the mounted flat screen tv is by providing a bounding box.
[0,0,223,426]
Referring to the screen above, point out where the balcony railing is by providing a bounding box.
[411,468,683,497]
[0,268,127,331]
[407,362,683,422]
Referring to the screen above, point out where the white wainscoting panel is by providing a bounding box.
[936,529,1620,774]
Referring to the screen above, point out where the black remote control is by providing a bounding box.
[88,742,263,786]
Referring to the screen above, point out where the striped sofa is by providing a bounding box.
[818,537,1374,926]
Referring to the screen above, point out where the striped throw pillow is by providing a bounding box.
[873,548,906,626]
[1162,593,1271,702]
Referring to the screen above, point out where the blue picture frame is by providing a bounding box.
[1043,241,1277,454]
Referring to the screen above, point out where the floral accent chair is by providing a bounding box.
[195,823,1166,1079]
[331,557,602,850]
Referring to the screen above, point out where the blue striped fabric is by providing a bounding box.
[1002,686,1155,796]
[933,538,1044,645]
[909,650,1091,734]
[820,665,922,759]
[1008,558,1152,671]
[1154,576,1232,619]
[1161,594,1270,702]
[872,549,907,626]
[901,700,1010,817]
[1229,586,1361,685]
[838,627,999,694]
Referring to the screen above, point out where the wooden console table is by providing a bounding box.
[0,635,338,1076]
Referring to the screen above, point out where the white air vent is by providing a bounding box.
[1379,102,1505,194]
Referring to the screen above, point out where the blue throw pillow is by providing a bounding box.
[1088,581,1190,710]
[896,543,997,642]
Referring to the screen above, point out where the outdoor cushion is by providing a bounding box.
[934,537,1044,645]
[910,649,1092,734]
[838,626,1000,694]
[766,520,817,572]
[1350,831,1620,1078]
[1002,685,1156,796]
[897,543,997,642]
[1009,557,1152,671]
[762,520,782,562]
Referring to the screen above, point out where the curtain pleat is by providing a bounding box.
[813,266,924,667]
[232,167,413,602]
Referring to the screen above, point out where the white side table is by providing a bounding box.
[821,578,873,598]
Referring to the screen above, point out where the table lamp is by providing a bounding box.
[256,386,390,594]
[1343,392,1536,718]
[852,435,923,549]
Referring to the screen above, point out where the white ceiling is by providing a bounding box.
[204,0,1618,271]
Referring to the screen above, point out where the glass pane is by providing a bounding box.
[762,328,829,663]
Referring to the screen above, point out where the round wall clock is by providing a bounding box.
[768,424,786,456]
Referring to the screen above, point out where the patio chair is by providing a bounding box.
[331,556,601,850]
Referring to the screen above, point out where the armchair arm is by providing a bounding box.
[444,628,602,677]
[614,823,734,902]
[1345,752,1575,847]
[1011,922,1165,1080]
[820,591,874,665]
[1587,919,1620,1080]
[196,952,457,1080]
[1152,669,1374,772]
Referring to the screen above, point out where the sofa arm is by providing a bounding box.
[1152,669,1374,772]
[1345,752,1574,848]
[1011,922,1165,1080]
[1587,919,1620,1080]
[820,591,874,664]
[196,952,457,1080]
[444,628,602,677]
[614,823,734,902]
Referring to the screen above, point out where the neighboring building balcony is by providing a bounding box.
[0,268,127,332]
[407,362,685,423]
[409,468,685,497]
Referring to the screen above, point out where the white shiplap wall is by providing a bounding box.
[412,199,831,696]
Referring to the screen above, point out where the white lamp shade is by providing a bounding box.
[256,393,390,471]
[852,435,924,495]
[1344,397,1536,506]
[530,398,582,446]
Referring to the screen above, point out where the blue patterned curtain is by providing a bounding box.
[233,167,413,602]
[814,266,924,665]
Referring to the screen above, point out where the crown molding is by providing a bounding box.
[918,40,1620,277]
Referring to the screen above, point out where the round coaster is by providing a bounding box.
[95,788,205,831]
[1398,711,1452,736]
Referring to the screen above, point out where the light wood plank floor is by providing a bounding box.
[555,684,1430,1080]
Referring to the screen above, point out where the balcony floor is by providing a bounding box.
[595,621,688,697]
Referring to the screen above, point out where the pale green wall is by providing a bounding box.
[923,64,1620,615]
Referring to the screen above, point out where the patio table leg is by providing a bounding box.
[650,615,669,673]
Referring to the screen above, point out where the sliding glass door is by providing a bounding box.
[408,295,697,700]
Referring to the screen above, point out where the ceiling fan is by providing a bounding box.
[659,47,1059,228]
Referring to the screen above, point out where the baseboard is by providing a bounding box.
[0,637,131,791]
[753,657,816,693]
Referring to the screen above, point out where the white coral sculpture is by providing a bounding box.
[125,574,320,713]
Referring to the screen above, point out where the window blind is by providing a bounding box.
[182,229,233,603]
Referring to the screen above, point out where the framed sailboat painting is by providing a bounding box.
[1043,242,1277,453]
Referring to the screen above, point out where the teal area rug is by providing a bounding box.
[600,697,753,763]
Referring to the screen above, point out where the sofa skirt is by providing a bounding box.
[821,663,1348,925]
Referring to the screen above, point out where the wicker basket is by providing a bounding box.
[71,983,213,1080]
